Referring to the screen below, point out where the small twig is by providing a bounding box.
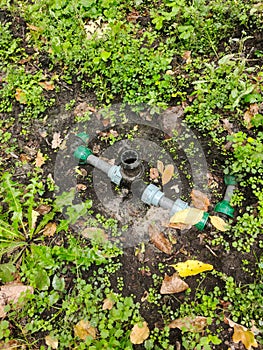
[205,244,218,257]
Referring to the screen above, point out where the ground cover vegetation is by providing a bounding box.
[0,0,263,348]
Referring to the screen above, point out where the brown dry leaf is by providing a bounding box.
[15,88,27,104]
[74,320,97,340]
[74,102,95,117]
[210,216,228,232]
[149,168,159,180]
[190,189,210,211]
[0,340,24,349]
[0,282,33,318]
[102,297,115,310]
[27,24,41,31]
[162,164,174,185]
[244,104,259,129]
[20,153,31,162]
[76,183,87,191]
[43,222,57,237]
[182,50,192,64]
[45,335,59,349]
[149,224,172,254]
[169,222,192,230]
[225,318,258,350]
[170,208,204,226]
[127,9,140,22]
[51,132,62,149]
[35,151,45,167]
[36,204,51,215]
[39,81,55,91]
[169,316,207,332]
[157,160,164,174]
[130,321,150,344]
[171,260,213,277]
[160,273,189,294]
[222,118,234,134]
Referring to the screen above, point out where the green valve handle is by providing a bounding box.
[195,212,210,231]
[76,132,90,144]
[74,145,93,165]
[214,175,236,218]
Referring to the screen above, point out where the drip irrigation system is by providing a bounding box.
[73,133,236,230]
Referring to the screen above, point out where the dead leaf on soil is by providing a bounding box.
[170,208,204,226]
[43,222,57,237]
[171,260,213,277]
[35,150,45,167]
[76,183,87,191]
[0,340,25,349]
[182,50,192,64]
[225,318,258,350]
[160,273,189,294]
[51,132,62,149]
[149,224,173,254]
[15,88,27,104]
[168,222,192,230]
[190,189,210,211]
[36,204,51,215]
[130,321,150,344]
[210,216,228,232]
[169,316,208,332]
[39,81,55,91]
[74,102,96,117]
[102,297,115,310]
[74,320,97,340]
[149,167,159,180]
[162,164,174,186]
[20,153,31,163]
[31,209,40,229]
[157,160,164,174]
[45,335,59,349]
[222,118,234,134]
[0,282,33,318]
[244,103,259,129]
[126,9,140,22]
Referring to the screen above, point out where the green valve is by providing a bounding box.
[76,132,90,144]
[224,175,237,186]
[214,200,234,218]
[74,145,93,165]
[195,211,209,231]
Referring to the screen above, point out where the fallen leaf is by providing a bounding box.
[225,318,258,350]
[190,189,210,211]
[157,160,164,174]
[0,282,33,317]
[130,321,150,344]
[162,164,174,185]
[169,316,207,332]
[182,50,192,64]
[210,216,228,232]
[171,260,213,277]
[45,335,59,349]
[31,210,40,229]
[80,227,108,243]
[149,224,172,254]
[169,222,192,230]
[36,204,51,215]
[76,183,87,191]
[43,222,57,237]
[222,118,234,134]
[51,132,62,149]
[35,151,45,167]
[170,208,204,226]
[0,340,24,349]
[74,320,97,340]
[127,10,140,22]
[74,102,94,117]
[149,167,159,180]
[15,88,27,104]
[39,81,55,91]
[20,153,31,162]
[160,273,189,294]
[102,297,115,310]
[141,291,149,302]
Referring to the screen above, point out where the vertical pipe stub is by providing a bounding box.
[120,149,143,181]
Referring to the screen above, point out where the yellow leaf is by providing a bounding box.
[35,151,45,167]
[74,320,97,340]
[170,208,204,226]
[160,273,189,294]
[233,324,258,350]
[169,316,207,332]
[162,164,174,185]
[210,216,228,232]
[43,222,57,237]
[130,321,150,344]
[171,260,213,277]
[45,335,58,349]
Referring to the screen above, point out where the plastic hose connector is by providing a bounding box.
[76,132,90,144]
[141,184,164,206]
[74,146,93,165]
[107,165,122,186]
[195,212,210,230]
[169,198,189,216]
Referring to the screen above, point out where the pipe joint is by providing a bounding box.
[141,184,164,206]
[107,165,122,186]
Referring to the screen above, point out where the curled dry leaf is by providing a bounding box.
[36,204,51,215]
[210,216,228,232]
[169,316,207,332]
[74,320,97,340]
[35,151,45,167]
[45,335,59,349]
[102,297,115,310]
[225,318,258,350]
[171,259,213,277]
[160,273,189,294]
[43,222,57,237]
[76,183,87,191]
[162,164,174,185]
[149,224,172,255]
[170,208,204,226]
[130,321,150,345]
[190,189,210,211]
[0,282,34,318]
[149,167,159,180]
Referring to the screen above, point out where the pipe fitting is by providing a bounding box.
[74,145,93,165]
[107,165,122,186]
[141,184,164,206]
[120,149,143,181]
[214,175,236,218]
